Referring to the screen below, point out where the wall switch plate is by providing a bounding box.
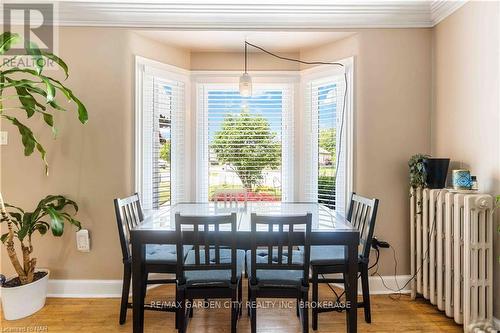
[76,229,90,252]
[0,131,7,145]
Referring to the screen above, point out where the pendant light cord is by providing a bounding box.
[245,41,345,67]
[244,41,348,194]
[244,42,248,73]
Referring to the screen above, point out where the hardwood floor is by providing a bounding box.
[0,283,462,333]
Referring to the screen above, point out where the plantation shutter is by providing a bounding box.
[196,84,293,202]
[138,66,186,210]
[303,73,347,215]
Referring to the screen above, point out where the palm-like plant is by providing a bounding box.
[1,196,81,285]
[0,32,88,172]
[0,32,88,285]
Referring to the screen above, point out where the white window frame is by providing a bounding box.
[134,56,190,209]
[192,72,299,203]
[300,57,354,214]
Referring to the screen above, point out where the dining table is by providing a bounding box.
[130,202,360,333]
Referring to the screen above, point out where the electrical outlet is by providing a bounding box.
[76,229,90,252]
[0,131,8,145]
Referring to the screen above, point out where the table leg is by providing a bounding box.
[132,238,145,333]
[347,238,358,333]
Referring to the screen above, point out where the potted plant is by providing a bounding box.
[0,195,82,320]
[0,32,88,319]
[409,153,430,189]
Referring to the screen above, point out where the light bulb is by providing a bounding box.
[239,73,252,97]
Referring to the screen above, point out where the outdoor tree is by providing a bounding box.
[319,128,336,157]
[211,110,281,191]
[159,140,170,162]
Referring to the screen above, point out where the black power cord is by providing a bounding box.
[244,41,348,184]
[322,189,445,302]
[371,189,445,299]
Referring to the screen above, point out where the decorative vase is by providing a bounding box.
[1,269,50,320]
[425,158,450,189]
[452,169,471,190]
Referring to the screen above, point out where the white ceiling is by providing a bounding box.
[16,1,466,28]
[135,31,356,53]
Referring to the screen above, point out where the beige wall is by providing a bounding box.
[432,1,500,317]
[0,28,190,279]
[6,20,495,305]
[191,52,300,71]
[302,29,433,276]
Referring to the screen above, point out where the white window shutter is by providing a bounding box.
[303,73,348,214]
[196,83,293,202]
[137,63,187,210]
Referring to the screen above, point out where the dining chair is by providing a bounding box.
[310,193,379,330]
[175,212,245,333]
[247,212,312,333]
[114,193,189,325]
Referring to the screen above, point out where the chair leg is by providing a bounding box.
[231,290,238,333]
[119,264,131,325]
[238,276,243,317]
[250,292,257,333]
[178,289,186,333]
[247,283,251,317]
[301,291,309,333]
[175,285,180,329]
[311,268,318,330]
[189,299,194,318]
[361,265,371,323]
[296,298,300,317]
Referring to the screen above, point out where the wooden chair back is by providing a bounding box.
[346,193,379,262]
[114,193,144,262]
[250,213,312,286]
[175,213,238,284]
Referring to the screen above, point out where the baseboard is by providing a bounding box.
[329,274,412,295]
[493,317,500,330]
[47,274,170,298]
[0,274,411,298]
[47,279,125,298]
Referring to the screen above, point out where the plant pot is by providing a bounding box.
[1,269,50,320]
[425,158,450,189]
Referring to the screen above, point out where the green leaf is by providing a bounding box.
[0,32,21,55]
[0,233,8,243]
[46,206,64,236]
[2,115,48,173]
[26,41,44,75]
[17,212,33,241]
[41,51,69,79]
[33,221,49,235]
[40,76,55,103]
[5,203,25,214]
[7,212,22,223]
[48,78,88,123]
[60,212,82,230]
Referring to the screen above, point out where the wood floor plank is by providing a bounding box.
[0,282,462,332]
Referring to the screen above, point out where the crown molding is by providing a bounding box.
[430,0,467,25]
[3,1,468,29]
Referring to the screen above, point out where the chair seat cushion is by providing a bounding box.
[145,244,192,264]
[308,245,346,265]
[246,249,305,287]
[183,249,245,287]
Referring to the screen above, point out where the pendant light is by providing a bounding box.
[239,42,252,97]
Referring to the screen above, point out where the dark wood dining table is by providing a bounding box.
[130,202,359,333]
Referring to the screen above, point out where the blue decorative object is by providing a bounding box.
[453,169,471,190]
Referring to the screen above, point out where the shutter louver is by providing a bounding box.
[140,67,186,210]
[196,84,293,202]
[303,74,347,214]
